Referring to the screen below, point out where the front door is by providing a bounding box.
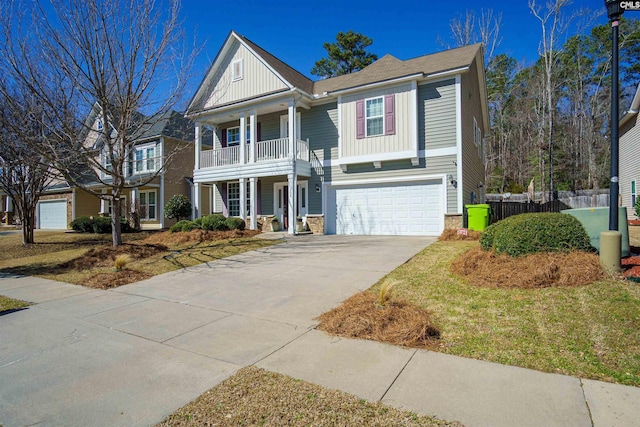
[274,181,308,229]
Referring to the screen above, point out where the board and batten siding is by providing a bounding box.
[340,83,413,158]
[419,79,457,151]
[460,62,486,206]
[620,114,640,219]
[204,41,288,110]
[301,102,338,214]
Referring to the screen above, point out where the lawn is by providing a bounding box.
[361,239,640,386]
[0,295,30,313]
[0,230,278,287]
[157,366,462,427]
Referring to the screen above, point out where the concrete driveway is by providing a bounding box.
[0,235,434,427]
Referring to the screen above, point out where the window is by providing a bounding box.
[96,119,103,131]
[134,144,157,173]
[365,97,384,136]
[632,180,637,208]
[139,190,157,221]
[356,95,394,139]
[227,182,250,217]
[105,196,127,217]
[232,59,243,81]
[226,125,251,146]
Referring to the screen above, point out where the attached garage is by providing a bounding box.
[326,179,445,236]
[37,199,68,229]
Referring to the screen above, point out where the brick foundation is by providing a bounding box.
[444,213,463,230]
[305,215,324,234]
[261,216,281,232]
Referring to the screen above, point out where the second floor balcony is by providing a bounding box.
[199,138,309,169]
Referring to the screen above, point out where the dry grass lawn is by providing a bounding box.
[0,295,29,313]
[0,229,277,288]
[157,366,463,427]
[318,233,640,387]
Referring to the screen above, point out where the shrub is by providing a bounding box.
[92,216,112,234]
[486,212,592,257]
[165,194,192,222]
[170,220,193,233]
[180,221,200,232]
[201,214,228,231]
[635,196,640,218]
[193,217,204,226]
[225,217,246,230]
[70,216,94,233]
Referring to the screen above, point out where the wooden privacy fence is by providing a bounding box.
[486,200,571,223]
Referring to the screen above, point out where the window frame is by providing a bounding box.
[227,182,250,217]
[364,96,385,137]
[138,190,157,221]
[632,179,637,209]
[226,125,251,146]
[133,143,158,174]
[232,58,243,81]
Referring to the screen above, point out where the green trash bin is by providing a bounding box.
[466,204,491,231]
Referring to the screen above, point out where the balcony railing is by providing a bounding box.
[200,138,309,169]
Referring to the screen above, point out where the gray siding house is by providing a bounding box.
[185,31,488,236]
[620,84,640,220]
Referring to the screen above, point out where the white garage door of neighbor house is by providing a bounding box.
[331,181,443,236]
[38,200,68,229]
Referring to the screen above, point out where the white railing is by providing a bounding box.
[199,138,310,169]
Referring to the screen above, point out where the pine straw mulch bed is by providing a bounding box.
[316,291,441,349]
[622,252,640,282]
[438,228,482,241]
[141,229,261,245]
[157,366,463,427]
[450,247,606,289]
[84,269,153,289]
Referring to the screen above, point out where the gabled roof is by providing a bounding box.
[621,83,640,127]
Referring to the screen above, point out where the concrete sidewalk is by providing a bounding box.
[1,235,639,426]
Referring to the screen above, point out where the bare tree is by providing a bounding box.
[529,0,584,199]
[0,79,56,244]
[448,9,503,65]
[1,0,195,247]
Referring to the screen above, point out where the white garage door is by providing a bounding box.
[38,200,68,229]
[329,181,443,236]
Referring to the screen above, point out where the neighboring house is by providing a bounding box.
[620,83,640,220]
[35,109,209,230]
[1,191,12,225]
[185,31,488,236]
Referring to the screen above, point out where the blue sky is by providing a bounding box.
[182,0,612,84]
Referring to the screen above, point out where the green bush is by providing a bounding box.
[635,197,640,218]
[70,216,94,233]
[70,216,136,234]
[92,216,112,234]
[169,220,193,233]
[225,217,246,230]
[165,194,192,222]
[482,212,592,257]
[193,217,204,226]
[201,214,228,231]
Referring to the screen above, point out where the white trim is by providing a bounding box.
[455,75,463,213]
[133,142,158,174]
[417,74,462,86]
[425,66,470,80]
[337,95,343,158]
[194,123,201,170]
[138,189,157,221]
[411,80,419,159]
[71,188,76,221]
[279,112,301,139]
[325,173,447,188]
[327,74,423,96]
[159,138,165,227]
[232,58,243,81]
[364,95,385,137]
[188,91,294,120]
[338,150,417,166]
[320,147,456,168]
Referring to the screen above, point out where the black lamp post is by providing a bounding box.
[605,0,623,231]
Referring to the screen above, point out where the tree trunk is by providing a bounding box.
[111,196,123,247]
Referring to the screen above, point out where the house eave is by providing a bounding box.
[324,73,424,96]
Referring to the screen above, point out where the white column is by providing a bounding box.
[288,173,297,234]
[288,102,296,160]
[193,182,200,219]
[100,189,107,214]
[249,177,257,230]
[249,110,256,163]
[129,188,138,214]
[239,113,246,165]
[194,122,201,170]
[239,178,246,221]
[5,196,11,212]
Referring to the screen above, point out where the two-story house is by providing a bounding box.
[35,108,209,230]
[620,83,640,221]
[185,31,488,236]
